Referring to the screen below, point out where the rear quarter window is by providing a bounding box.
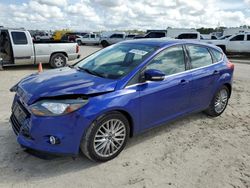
[187,45,213,69]
[210,49,223,62]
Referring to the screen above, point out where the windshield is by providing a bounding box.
[76,43,156,79]
[219,35,231,40]
[82,34,89,38]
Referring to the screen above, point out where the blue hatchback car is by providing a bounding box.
[10,39,234,161]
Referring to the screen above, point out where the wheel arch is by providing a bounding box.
[50,51,68,60]
[95,109,134,138]
[224,83,232,98]
[114,109,134,137]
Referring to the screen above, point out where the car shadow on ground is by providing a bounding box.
[228,54,250,60]
[0,112,209,183]
[2,64,52,71]
[127,112,207,147]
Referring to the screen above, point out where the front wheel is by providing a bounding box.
[80,112,130,162]
[204,86,229,117]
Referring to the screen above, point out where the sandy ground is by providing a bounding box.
[0,46,250,188]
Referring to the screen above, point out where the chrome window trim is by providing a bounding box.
[124,43,225,89]
[125,58,224,89]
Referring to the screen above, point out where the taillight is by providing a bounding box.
[76,45,79,53]
[227,61,234,70]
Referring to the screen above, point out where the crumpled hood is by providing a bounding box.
[16,67,117,105]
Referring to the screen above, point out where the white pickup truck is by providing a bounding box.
[76,33,100,45]
[100,32,127,47]
[205,33,250,54]
[176,32,250,54]
[0,28,80,68]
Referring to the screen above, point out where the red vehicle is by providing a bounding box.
[61,32,88,42]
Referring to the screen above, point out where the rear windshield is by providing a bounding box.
[177,33,198,39]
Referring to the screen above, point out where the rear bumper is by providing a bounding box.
[68,53,80,61]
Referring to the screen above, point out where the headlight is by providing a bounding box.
[30,99,88,116]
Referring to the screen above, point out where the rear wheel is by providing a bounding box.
[80,112,130,162]
[204,86,229,117]
[49,53,67,68]
[77,40,82,45]
[101,40,109,48]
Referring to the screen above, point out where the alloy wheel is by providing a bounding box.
[93,119,126,157]
[54,56,64,67]
[214,88,228,113]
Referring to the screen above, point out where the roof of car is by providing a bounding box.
[121,38,219,49]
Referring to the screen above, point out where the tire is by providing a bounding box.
[49,53,67,68]
[204,85,229,117]
[77,40,82,46]
[80,112,130,162]
[101,40,109,48]
[0,60,3,71]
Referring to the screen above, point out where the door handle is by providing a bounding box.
[179,79,189,85]
[213,70,220,75]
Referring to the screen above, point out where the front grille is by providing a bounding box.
[10,100,30,136]
[10,114,21,135]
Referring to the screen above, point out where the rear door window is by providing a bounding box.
[11,32,28,45]
[230,35,244,41]
[187,45,213,69]
[247,35,250,41]
[110,34,123,38]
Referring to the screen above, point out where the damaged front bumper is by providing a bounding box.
[10,94,91,156]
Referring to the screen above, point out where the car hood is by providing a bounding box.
[16,67,117,105]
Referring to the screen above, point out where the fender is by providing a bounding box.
[209,72,232,102]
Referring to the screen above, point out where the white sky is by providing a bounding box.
[0,0,250,31]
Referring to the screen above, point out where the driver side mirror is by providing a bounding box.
[144,69,165,82]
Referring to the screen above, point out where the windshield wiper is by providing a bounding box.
[77,67,105,78]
